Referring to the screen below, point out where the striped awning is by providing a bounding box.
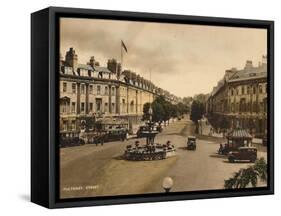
[227,128,252,139]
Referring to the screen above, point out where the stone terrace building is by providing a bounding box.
[59,48,180,134]
[206,56,267,137]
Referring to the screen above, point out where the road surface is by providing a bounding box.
[60,116,267,198]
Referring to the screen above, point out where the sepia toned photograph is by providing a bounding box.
[59,17,268,199]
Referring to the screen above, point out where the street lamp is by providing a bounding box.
[162,176,173,193]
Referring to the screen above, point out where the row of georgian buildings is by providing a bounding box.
[60,48,181,134]
[206,56,267,137]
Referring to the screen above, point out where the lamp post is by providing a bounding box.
[162,177,173,193]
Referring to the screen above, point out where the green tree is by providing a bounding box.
[190,100,205,133]
[224,158,267,189]
[143,96,189,125]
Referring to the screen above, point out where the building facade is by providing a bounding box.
[206,56,267,138]
[59,48,180,134]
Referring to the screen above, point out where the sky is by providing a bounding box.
[60,18,267,98]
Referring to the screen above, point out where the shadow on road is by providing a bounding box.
[209,154,226,159]
[112,154,125,160]
[222,160,254,164]
[178,146,188,150]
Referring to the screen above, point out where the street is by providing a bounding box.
[60,116,267,199]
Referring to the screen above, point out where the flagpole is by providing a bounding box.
[121,40,123,71]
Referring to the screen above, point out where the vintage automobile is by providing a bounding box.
[218,128,253,155]
[228,147,257,163]
[105,127,128,142]
[59,131,85,148]
[187,136,196,150]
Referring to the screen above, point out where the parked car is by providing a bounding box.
[60,135,85,148]
[228,147,257,163]
[187,136,196,150]
[105,127,128,142]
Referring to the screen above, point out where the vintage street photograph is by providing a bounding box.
[59,17,268,199]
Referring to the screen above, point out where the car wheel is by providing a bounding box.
[229,157,235,163]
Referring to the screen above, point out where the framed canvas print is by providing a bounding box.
[31,7,274,208]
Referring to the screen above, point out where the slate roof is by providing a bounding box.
[93,66,112,73]
[228,64,267,83]
[77,64,93,71]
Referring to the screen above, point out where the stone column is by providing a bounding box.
[136,90,138,113]
[127,87,129,113]
[85,83,89,114]
[116,85,120,114]
[76,82,80,114]
[109,84,112,113]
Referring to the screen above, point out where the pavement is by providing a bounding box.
[60,116,267,199]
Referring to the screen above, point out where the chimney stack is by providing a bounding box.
[65,47,78,72]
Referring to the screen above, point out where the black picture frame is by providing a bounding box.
[31,6,274,208]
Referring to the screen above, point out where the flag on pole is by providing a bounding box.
[121,40,128,53]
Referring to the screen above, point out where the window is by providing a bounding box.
[81,102,85,112]
[241,86,245,95]
[81,84,85,94]
[104,102,108,112]
[112,87,115,96]
[72,83,76,93]
[89,85,93,94]
[112,103,115,112]
[105,86,108,95]
[71,102,76,113]
[63,82,67,92]
[231,88,234,96]
[240,98,246,112]
[61,102,66,113]
[253,86,256,94]
[259,85,263,94]
[63,121,67,131]
[247,86,250,94]
[130,101,134,113]
[71,120,76,131]
[89,103,93,112]
[96,99,102,112]
[236,88,239,95]
[97,85,101,95]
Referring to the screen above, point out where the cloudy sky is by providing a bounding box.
[60,18,267,98]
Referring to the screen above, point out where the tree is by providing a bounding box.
[142,96,188,125]
[224,158,267,189]
[190,100,205,133]
[152,101,165,123]
[142,102,151,121]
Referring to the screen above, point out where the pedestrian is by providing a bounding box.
[219,143,223,154]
